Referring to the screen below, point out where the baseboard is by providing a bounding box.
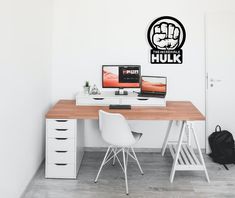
[20,159,45,198]
[84,147,206,153]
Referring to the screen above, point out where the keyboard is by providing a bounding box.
[109,104,131,110]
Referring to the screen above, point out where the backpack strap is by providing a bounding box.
[215,125,222,132]
[223,164,229,170]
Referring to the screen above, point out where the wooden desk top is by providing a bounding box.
[46,100,205,121]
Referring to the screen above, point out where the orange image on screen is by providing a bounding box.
[141,80,166,92]
[103,70,139,88]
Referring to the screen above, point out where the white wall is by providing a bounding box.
[51,0,235,148]
[0,0,52,197]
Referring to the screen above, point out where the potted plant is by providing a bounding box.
[83,81,90,94]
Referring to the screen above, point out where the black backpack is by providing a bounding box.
[209,125,235,169]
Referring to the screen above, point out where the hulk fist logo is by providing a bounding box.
[147,16,186,51]
[152,23,180,50]
[147,16,186,64]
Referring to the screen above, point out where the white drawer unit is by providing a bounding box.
[45,119,84,179]
[77,96,120,106]
[46,163,75,179]
[76,91,166,107]
[47,128,75,138]
[47,150,75,164]
[47,119,76,132]
[121,97,166,106]
[47,138,75,152]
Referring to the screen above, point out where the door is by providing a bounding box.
[206,13,235,153]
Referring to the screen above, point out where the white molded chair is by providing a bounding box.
[94,110,144,195]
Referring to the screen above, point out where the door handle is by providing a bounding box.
[210,78,222,82]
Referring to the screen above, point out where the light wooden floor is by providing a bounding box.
[22,151,235,198]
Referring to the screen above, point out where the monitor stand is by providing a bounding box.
[115,88,128,95]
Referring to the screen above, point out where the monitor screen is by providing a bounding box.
[102,65,141,88]
[141,76,167,93]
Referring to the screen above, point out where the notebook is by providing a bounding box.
[138,76,167,98]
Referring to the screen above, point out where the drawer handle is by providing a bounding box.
[55,129,68,131]
[55,150,68,153]
[55,163,67,166]
[137,98,149,101]
[93,98,104,100]
[55,120,68,122]
[55,138,68,140]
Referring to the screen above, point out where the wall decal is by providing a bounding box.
[147,16,186,64]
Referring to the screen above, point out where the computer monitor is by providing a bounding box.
[102,65,141,95]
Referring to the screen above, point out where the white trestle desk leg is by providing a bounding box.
[186,122,191,146]
[190,123,210,183]
[161,120,173,156]
[170,121,186,183]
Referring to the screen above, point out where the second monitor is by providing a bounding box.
[102,65,141,95]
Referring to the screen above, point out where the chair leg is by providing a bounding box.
[131,147,144,175]
[123,148,129,195]
[112,147,117,166]
[94,146,111,183]
[126,148,129,170]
